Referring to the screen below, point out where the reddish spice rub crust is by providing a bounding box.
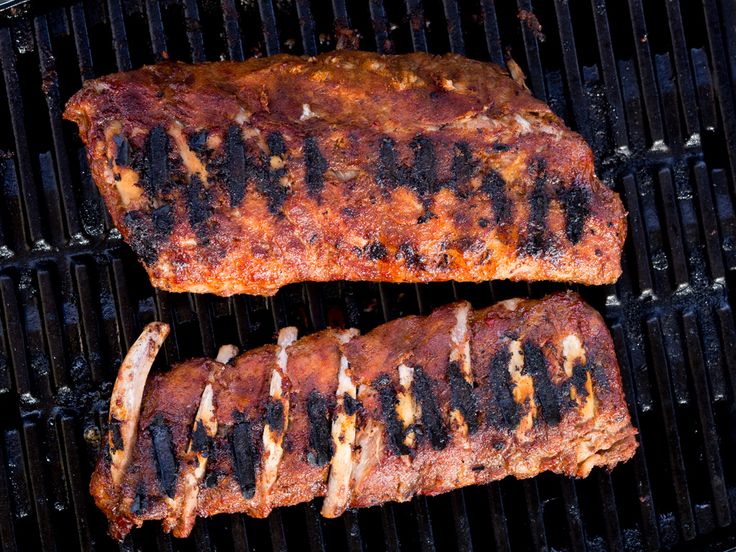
[64,51,626,296]
[90,292,637,539]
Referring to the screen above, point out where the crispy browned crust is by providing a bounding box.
[64,51,626,296]
[90,292,637,539]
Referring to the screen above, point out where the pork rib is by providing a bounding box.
[90,292,637,539]
[64,51,626,296]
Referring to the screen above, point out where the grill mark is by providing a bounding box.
[364,241,388,261]
[488,348,520,429]
[343,393,361,416]
[447,361,479,434]
[225,125,246,207]
[140,126,168,199]
[251,132,289,214]
[522,341,562,425]
[569,361,590,401]
[374,374,410,456]
[187,130,208,154]
[263,399,285,434]
[376,136,404,191]
[411,366,449,450]
[130,487,149,516]
[113,134,129,167]
[524,160,551,256]
[481,169,512,225]
[190,420,211,456]
[304,135,328,197]
[558,181,591,244]
[306,390,333,467]
[185,174,214,244]
[148,414,178,499]
[229,412,258,499]
[449,141,478,192]
[408,135,437,196]
[152,203,174,239]
[109,416,124,452]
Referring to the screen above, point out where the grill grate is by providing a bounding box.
[1,0,736,550]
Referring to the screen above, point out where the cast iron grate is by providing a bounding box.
[0,0,736,550]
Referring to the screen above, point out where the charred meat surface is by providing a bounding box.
[64,51,626,296]
[90,292,637,539]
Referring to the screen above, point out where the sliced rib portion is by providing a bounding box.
[64,51,626,296]
[90,293,637,539]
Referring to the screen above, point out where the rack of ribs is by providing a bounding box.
[91,292,637,539]
[64,51,626,296]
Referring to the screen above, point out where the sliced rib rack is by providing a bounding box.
[92,292,637,539]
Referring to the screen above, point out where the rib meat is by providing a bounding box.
[90,292,637,539]
[64,51,626,296]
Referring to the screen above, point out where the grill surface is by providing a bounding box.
[1,0,736,550]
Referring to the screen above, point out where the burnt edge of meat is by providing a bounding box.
[109,416,124,452]
[229,411,258,499]
[304,135,328,197]
[411,366,449,450]
[522,341,562,425]
[148,414,178,499]
[481,169,513,226]
[122,206,174,265]
[447,361,480,434]
[374,374,411,456]
[558,180,591,244]
[487,348,520,430]
[306,390,334,467]
[263,399,285,433]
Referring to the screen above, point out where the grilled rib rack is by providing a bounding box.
[0,0,735,550]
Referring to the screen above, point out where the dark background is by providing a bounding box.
[0,0,735,550]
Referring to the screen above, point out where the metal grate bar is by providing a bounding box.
[597,471,623,550]
[59,415,92,552]
[145,0,168,62]
[22,420,55,551]
[559,479,586,552]
[655,168,689,288]
[692,163,726,281]
[0,432,18,550]
[450,491,473,552]
[258,0,280,56]
[369,0,389,54]
[69,3,94,80]
[182,0,206,63]
[221,0,244,61]
[405,0,428,53]
[107,0,132,71]
[0,27,43,246]
[522,480,547,550]
[479,0,503,67]
[0,276,31,395]
[515,0,546,101]
[295,0,317,56]
[441,0,464,55]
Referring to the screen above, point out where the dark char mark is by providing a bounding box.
[364,241,388,261]
[123,206,174,265]
[306,390,333,466]
[376,137,404,191]
[229,412,258,499]
[481,169,513,225]
[524,161,551,256]
[488,348,520,429]
[558,180,591,244]
[412,366,449,450]
[140,126,168,199]
[190,420,211,457]
[225,125,246,207]
[397,243,423,269]
[447,361,479,434]
[409,135,438,196]
[185,174,214,245]
[304,135,328,197]
[264,399,285,433]
[343,393,361,416]
[374,374,410,456]
[148,414,178,499]
[130,488,149,516]
[113,133,129,167]
[109,416,123,451]
[522,341,561,425]
[450,142,479,192]
[251,132,289,214]
[188,130,208,154]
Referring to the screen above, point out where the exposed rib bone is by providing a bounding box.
[216,344,239,364]
[109,322,170,486]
